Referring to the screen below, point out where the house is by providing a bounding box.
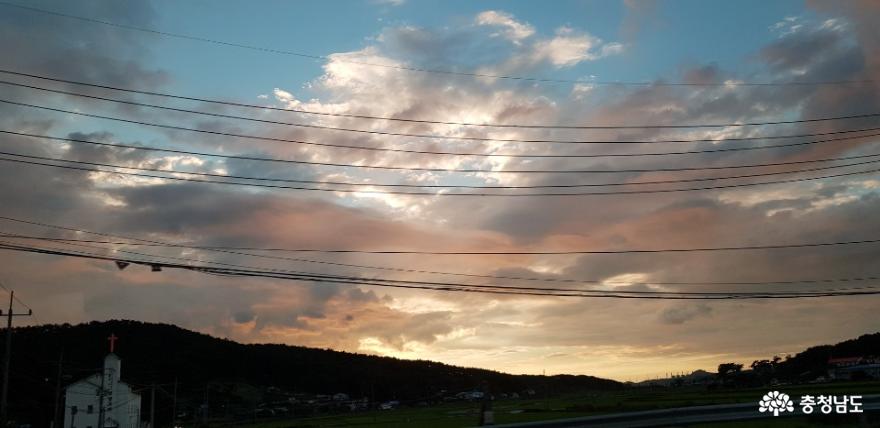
[828,356,880,380]
[64,334,141,428]
[828,357,863,368]
[379,400,399,410]
[453,391,484,401]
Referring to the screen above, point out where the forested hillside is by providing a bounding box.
[5,320,620,425]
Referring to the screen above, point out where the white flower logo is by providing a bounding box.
[759,391,794,416]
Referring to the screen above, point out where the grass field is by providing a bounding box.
[232,381,880,428]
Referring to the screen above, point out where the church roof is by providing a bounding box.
[66,374,101,389]
[65,373,139,394]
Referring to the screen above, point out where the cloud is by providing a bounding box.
[531,27,621,67]
[2,2,880,382]
[658,304,713,325]
[760,23,849,73]
[621,0,660,41]
[770,16,804,37]
[478,25,624,75]
[476,10,536,44]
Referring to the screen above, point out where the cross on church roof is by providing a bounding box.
[108,333,118,353]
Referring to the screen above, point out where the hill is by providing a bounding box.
[636,332,880,388]
[8,320,879,426]
[772,331,880,380]
[4,320,620,425]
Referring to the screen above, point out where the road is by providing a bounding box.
[489,394,880,427]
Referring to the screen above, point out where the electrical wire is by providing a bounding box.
[6,132,880,175]
[2,153,878,197]
[12,236,837,297]
[6,139,880,190]
[2,240,879,300]
[0,278,41,325]
[2,69,879,129]
[5,214,879,288]
[0,279,32,311]
[5,98,880,154]
[4,231,880,256]
[4,238,740,298]
[0,2,875,88]
[4,82,880,149]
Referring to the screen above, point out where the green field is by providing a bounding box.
[230,381,880,428]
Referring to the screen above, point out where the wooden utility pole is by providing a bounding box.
[98,334,118,428]
[172,377,178,427]
[52,350,64,428]
[150,383,156,428]
[0,290,33,426]
[97,364,105,428]
[478,380,494,426]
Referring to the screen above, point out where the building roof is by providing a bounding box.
[828,356,862,364]
[65,373,139,395]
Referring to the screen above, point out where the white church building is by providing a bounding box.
[64,334,141,428]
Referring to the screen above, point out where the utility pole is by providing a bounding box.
[542,369,548,410]
[0,290,33,426]
[478,380,493,426]
[150,383,156,428]
[52,350,64,428]
[98,334,117,428]
[97,365,105,428]
[172,377,178,427]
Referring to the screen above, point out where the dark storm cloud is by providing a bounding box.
[0,1,377,340]
[759,27,847,72]
[620,0,660,42]
[658,303,712,325]
[233,310,256,324]
[807,1,880,69]
[681,64,724,85]
[460,10,880,243]
[380,25,513,69]
[0,0,168,89]
[63,131,153,164]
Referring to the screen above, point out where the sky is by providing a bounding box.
[0,0,879,382]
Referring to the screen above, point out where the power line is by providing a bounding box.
[5,214,879,288]
[0,242,807,300]
[15,234,880,297]
[5,98,880,155]
[4,82,880,143]
[1,153,878,196]
[0,2,874,88]
[0,279,41,327]
[2,69,879,130]
[0,280,30,312]
[1,240,879,300]
[4,231,880,255]
[5,135,880,188]
[7,237,823,297]
[6,130,880,175]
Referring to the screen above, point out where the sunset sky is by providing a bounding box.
[1,0,879,381]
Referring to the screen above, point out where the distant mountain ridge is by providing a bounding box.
[5,320,619,424]
[7,321,879,426]
[634,332,880,387]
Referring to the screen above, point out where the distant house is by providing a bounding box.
[347,397,369,411]
[64,352,141,428]
[829,357,863,368]
[828,356,880,380]
[379,400,399,410]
